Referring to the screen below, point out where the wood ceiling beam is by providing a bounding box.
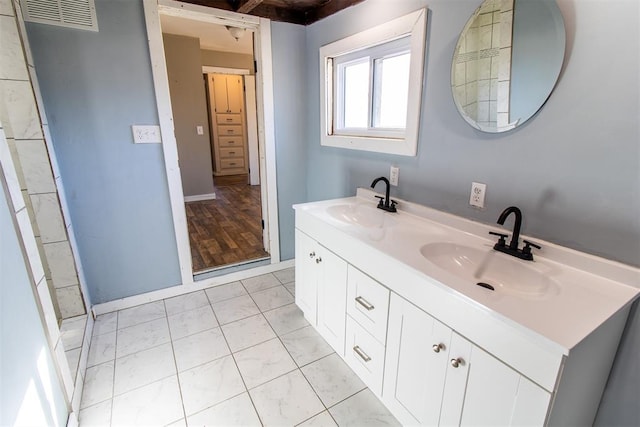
[305,0,365,24]
[237,0,263,14]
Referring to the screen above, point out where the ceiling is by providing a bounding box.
[177,0,366,25]
[161,14,254,54]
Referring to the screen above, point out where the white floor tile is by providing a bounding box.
[264,303,309,336]
[298,410,338,427]
[164,290,209,316]
[111,376,184,426]
[60,315,87,350]
[251,285,295,312]
[117,301,166,329]
[301,353,365,407]
[179,355,246,416]
[80,361,114,409]
[166,418,187,427]
[205,281,247,303]
[116,317,170,358]
[212,294,260,325]
[285,282,296,296]
[114,342,176,396]
[250,369,324,426]
[220,314,276,352]
[173,327,230,372]
[242,273,281,293]
[86,331,116,367]
[328,389,400,426]
[78,399,112,427]
[273,267,295,285]
[187,392,261,427]
[234,338,297,389]
[281,326,334,367]
[92,312,117,336]
[66,347,81,380]
[168,305,218,340]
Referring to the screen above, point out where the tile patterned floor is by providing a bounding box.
[78,268,399,426]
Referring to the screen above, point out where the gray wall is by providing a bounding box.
[201,49,255,73]
[26,0,182,303]
[271,21,308,260]
[1,184,68,427]
[305,0,638,424]
[163,33,215,197]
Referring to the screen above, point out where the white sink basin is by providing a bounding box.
[326,203,396,228]
[420,242,559,299]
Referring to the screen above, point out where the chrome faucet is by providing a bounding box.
[490,206,540,261]
[370,177,397,212]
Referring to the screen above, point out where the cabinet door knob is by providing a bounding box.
[353,345,372,362]
[315,257,322,264]
[309,252,315,258]
[432,343,444,353]
[355,296,375,311]
[450,358,464,368]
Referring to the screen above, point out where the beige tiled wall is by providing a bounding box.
[0,0,87,319]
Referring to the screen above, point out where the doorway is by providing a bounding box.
[143,1,281,285]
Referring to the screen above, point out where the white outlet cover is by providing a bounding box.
[390,166,399,186]
[132,125,161,144]
[470,182,486,208]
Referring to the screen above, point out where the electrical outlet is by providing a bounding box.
[469,182,486,209]
[196,125,204,135]
[131,125,161,144]
[390,166,399,186]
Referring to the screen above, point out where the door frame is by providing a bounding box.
[143,0,280,285]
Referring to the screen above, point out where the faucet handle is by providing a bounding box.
[522,240,541,255]
[374,195,385,207]
[489,231,508,247]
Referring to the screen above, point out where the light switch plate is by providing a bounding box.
[132,125,161,144]
[196,125,204,135]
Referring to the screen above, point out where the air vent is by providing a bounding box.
[21,0,98,32]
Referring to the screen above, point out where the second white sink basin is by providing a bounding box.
[326,203,396,229]
[420,242,559,299]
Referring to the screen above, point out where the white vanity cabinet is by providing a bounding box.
[295,230,348,355]
[383,293,551,426]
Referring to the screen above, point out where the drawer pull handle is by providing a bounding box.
[230,163,236,166]
[226,118,233,121]
[450,358,464,368]
[227,129,234,133]
[229,151,235,155]
[355,296,375,311]
[432,343,445,353]
[227,141,235,144]
[315,257,322,264]
[353,345,371,362]
[309,251,315,258]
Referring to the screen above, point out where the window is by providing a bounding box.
[320,9,427,156]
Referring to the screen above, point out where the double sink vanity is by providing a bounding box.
[293,188,639,426]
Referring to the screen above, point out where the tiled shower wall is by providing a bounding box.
[0,0,88,319]
[452,0,514,130]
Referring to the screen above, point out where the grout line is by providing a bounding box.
[163,298,189,425]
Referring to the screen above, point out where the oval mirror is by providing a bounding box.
[451,0,566,133]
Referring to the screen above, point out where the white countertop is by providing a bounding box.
[294,189,640,356]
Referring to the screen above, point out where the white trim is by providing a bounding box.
[143,0,192,286]
[143,0,281,286]
[91,259,295,315]
[244,75,260,186]
[184,193,216,202]
[319,8,427,156]
[202,66,250,75]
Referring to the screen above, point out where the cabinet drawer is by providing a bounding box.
[220,147,244,159]
[218,125,242,136]
[217,113,241,125]
[218,136,243,148]
[345,315,385,396]
[220,158,245,169]
[346,266,390,344]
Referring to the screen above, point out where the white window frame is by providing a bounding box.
[320,9,427,156]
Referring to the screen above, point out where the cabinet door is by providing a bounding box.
[441,334,551,426]
[316,246,348,355]
[382,294,453,426]
[295,230,318,324]
[225,75,244,113]
[212,75,230,113]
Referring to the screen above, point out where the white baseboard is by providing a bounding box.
[184,193,216,202]
[91,259,295,315]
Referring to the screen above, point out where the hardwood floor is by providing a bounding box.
[186,182,268,272]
